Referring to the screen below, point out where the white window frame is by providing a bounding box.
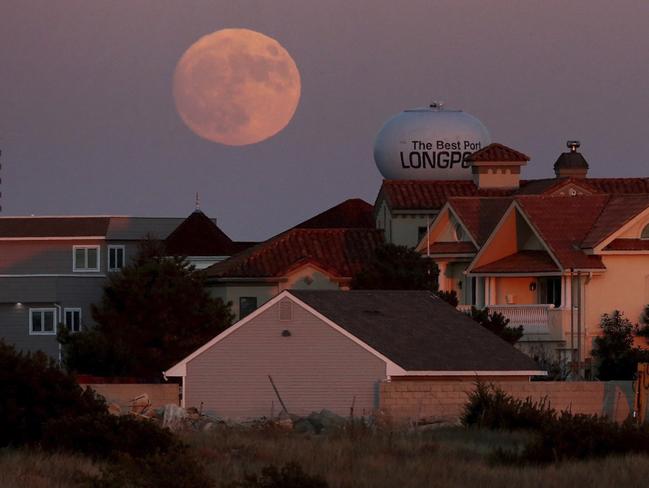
[63,307,82,333]
[29,307,58,336]
[107,245,126,272]
[72,245,101,272]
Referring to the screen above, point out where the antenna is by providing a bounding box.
[195,192,200,211]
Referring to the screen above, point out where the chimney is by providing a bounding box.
[554,141,589,178]
[468,143,530,190]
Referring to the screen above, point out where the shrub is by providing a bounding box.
[231,462,329,488]
[42,413,181,460]
[461,382,555,431]
[468,307,524,344]
[0,339,106,447]
[435,290,459,307]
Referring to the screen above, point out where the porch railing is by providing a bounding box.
[457,304,555,335]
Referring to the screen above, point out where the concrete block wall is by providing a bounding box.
[379,380,634,424]
[84,383,180,410]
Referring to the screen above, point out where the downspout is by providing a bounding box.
[577,271,582,379]
[54,303,62,365]
[569,268,575,374]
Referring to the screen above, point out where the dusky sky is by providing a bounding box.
[1,1,648,240]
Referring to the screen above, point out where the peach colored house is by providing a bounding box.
[165,290,542,419]
[416,145,649,374]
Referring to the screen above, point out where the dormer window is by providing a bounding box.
[642,223,649,240]
[73,245,100,272]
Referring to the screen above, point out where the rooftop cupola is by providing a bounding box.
[554,140,589,178]
[468,143,529,190]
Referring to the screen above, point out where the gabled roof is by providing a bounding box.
[294,199,374,229]
[447,197,513,246]
[467,143,530,162]
[472,250,559,274]
[206,228,383,279]
[290,290,542,373]
[581,194,649,249]
[165,210,236,257]
[515,196,607,270]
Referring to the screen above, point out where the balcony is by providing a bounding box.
[458,304,568,340]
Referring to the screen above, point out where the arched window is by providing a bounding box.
[642,223,649,240]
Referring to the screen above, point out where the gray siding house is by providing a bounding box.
[165,290,543,419]
[0,216,183,359]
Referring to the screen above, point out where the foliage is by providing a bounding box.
[636,305,649,339]
[465,381,649,465]
[0,339,106,447]
[468,307,524,344]
[591,310,649,380]
[231,462,329,488]
[436,290,459,307]
[351,244,437,290]
[42,413,181,460]
[59,238,234,379]
[461,382,554,431]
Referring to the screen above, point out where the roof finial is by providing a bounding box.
[195,192,200,212]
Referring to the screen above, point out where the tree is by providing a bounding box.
[351,243,437,290]
[591,310,649,380]
[59,238,233,379]
[469,306,524,345]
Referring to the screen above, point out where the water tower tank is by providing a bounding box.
[373,103,491,180]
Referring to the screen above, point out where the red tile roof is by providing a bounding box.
[472,250,560,274]
[380,177,649,211]
[380,180,514,211]
[295,199,374,229]
[604,239,649,251]
[165,210,236,256]
[206,228,384,279]
[0,217,110,238]
[447,197,513,245]
[515,196,607,270]
[581,194,649,249]
[468,143,530,162]
[425,242,477,255]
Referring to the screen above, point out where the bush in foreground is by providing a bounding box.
[231,462,329,488]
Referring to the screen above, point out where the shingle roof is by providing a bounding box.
[294,199,374,229]
[472,250,559,274]
[290,290,541,373]
[467,143,530,162]
[0,217,110,238]
[165,210,236,256]
[448,197,513,245]
[604,239,649,251]
[515,196,607,270]
[206,228,383,279]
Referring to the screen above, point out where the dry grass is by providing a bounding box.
[4,427,649,487]
[0,449,101,488]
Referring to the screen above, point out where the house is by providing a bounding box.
[0,215,185,358]
[165,290,543,419]
[375,142,649,248]
[164,208,256,269]
[204,198,380,320]
[416,145,649,369]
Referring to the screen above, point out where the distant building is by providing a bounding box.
[0,216,184,358]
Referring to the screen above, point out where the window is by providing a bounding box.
[545,277,562,308]
[642,223,649,240]
[239,297,258,319]
[73,246,100,272]
[108,245,125,271]
[64,308,82,332]
[30,308,57,335]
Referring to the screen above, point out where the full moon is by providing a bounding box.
[173,29,301,146]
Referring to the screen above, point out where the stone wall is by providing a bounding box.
[379,380,634,424]
[84,383,180,411]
